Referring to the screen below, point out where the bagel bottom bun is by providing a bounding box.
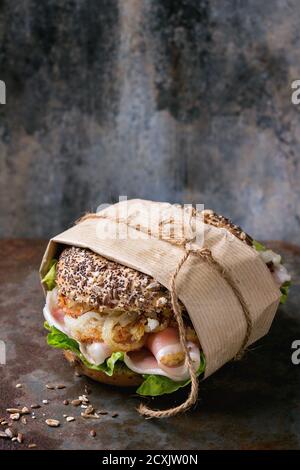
[63,350,143,387]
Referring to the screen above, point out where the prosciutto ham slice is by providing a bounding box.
[43,288,66,331]
[124,349,168,376]
[124,327,200,381]
[147,327,185,364]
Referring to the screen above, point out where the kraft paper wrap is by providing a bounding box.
[40,199,280,378]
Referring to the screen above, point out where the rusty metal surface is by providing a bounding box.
[0,239,299,450]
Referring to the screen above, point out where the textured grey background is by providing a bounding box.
[0,0,299,241]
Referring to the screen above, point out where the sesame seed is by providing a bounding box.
[56,384,66,389]
[46,384,55,390]
[10,413,20,421]
[71,399,81,406]
[66,416,75,422]
[5,428,14,438]
[21,407,30,414]
[45,419,60,427]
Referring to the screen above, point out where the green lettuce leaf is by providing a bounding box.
[42,259,57,291]
[280,280,291,304]
[45,320,79,354]
[44,322,124,375]
[105,351,124,376]
[136,352,206,396]
[253,240,266,252]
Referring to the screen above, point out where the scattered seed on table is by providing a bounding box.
[10,413,20,421]
[66,416,75,422]
[0,431,9,438]
[21,417,27,425]
[89,430,96,438]
[42,400,49,404]
[28,443,37,448]
[85,405,94,415]
[111,413,119,418]
[63,400,69,405]
[31,404,40,409]
[71,399,81,406]
[5,428,14,438]
[21,407,30,414]
[74,371,81,377]
[79,395,89,403]
[1,420,8,426]
[63,414,67,418]
[6,408,21,413]
[46,384,55,390]
[45,419,60,427]
[16,384,22,388]
[98,411,108,415]
[81,412,100,419]
[17,432,24,444]
[56,384,66,389]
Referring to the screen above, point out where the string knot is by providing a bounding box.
[185,243,211,258]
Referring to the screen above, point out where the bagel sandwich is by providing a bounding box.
[42,210,291,396]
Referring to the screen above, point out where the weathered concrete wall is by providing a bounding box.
[0,0,299,241]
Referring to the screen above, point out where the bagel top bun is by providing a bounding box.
[56,246,178,316]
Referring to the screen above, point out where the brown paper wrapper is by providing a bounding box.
[40,199,280,378]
